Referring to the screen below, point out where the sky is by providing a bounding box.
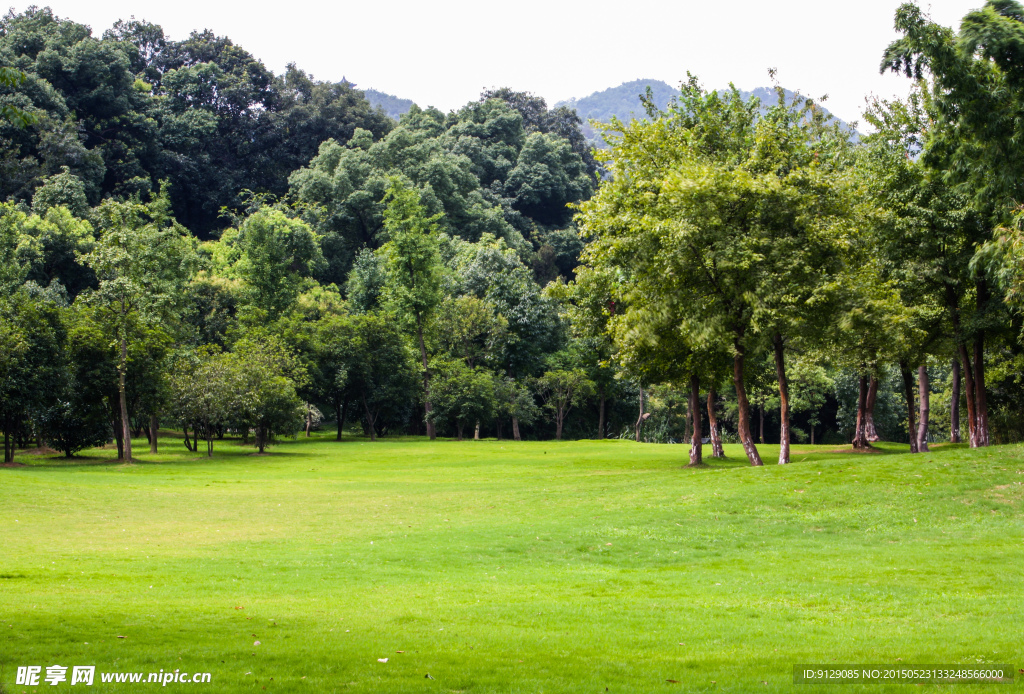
[8,0,982,125]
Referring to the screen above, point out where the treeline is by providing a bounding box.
[3,3,1024,463]
[573,0,1024,466]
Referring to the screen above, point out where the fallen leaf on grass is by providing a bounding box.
[377,658,388,663]
[234,606,244,610]
[396,650,404,653]
[666,679,679,683]
[116,635,126,639]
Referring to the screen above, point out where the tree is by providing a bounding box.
[10,203,97,300]
[39,394,111,458]
[225,337,304,453]
[581,77,860,463]
[493,375,540,440]
[0,291,65,463]
[231,208,324,319]
[535,368,595,440]
[428,295,507,370]
[0,66,35,127]
[378,178,445,439]
[345,313,418,441]
[80,191,195,460]
[167,348,234,456]
[882,0,1024,446]
[428,360,496,440]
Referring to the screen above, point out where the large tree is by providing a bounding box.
[377,179,445,439]
[578,78,854,465]
[80,192,195,460]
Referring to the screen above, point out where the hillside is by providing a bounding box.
[557,79,857,143]
[363,88,415,120]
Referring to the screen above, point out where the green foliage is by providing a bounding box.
[224,336,305,452]
[0,8,392,236]
[535,368,595,439]
[290,95,595,282]
[427,359,496,439]
[11,203,96,299]
[38,395,109,457]
[344,312,419,439]
[378,179,445,321]
[0,289,66,460]
[167,347,235,456]
[232,208,324,319]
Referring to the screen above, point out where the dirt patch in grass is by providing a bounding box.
[19,446,58,456]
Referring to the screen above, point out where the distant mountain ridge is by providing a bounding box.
[360,80,857,139]
[555,79,857,143]
[363,88,415,120]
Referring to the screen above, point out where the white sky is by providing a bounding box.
[10,0,981,125]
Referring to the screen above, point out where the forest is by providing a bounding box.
[3,2,1024,466]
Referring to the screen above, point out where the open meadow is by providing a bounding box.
[2,435,1022,693]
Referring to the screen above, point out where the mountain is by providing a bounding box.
[363,88,415,120]
[556,79,857,144]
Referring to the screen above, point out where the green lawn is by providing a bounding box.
[2,435,1022,693]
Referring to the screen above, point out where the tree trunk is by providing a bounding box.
[634,386,645,443]
[335,402,343,441]
[305,402,312,437]
[973,334,989,446]
[415,312,435,440]
[474,420,480,440]
[556,409,564,441]
[899,361,919,453]
[4,424,11,464]
[683,398,692,445]
[865,375,880,442]
[758,405,765,444]
[917,364,930,452]
[118,332,132,461]
[773,333,791,465]
[456,424,464,441]
[957,343,978,447]
[192,427,198,453]
[112,414,125,459]
[206,432,213,458]
[688,374,702,466]
[810,424,815,445]
[149,415,158,454]
[256,426,266,454]
[852,373,870,449]
[512,416,521,441]
[182,425,193,452]
[362,396,377,442]
[597,390,606,439]
[707,388,724,458]
[950,357,961,443]
[733,342,763,466]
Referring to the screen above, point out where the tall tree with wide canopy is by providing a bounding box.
[80,192,195,460]
[377,178,445,439]
[578,78,854,465]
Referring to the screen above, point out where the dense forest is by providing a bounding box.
[3,2,1024,465]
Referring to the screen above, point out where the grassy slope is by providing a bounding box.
[1,436,1022,693]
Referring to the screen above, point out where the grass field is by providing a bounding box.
[2,434,1022,693]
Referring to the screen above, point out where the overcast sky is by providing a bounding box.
[10,0,981,125]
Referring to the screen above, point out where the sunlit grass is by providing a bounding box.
[2,434,1022,692]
